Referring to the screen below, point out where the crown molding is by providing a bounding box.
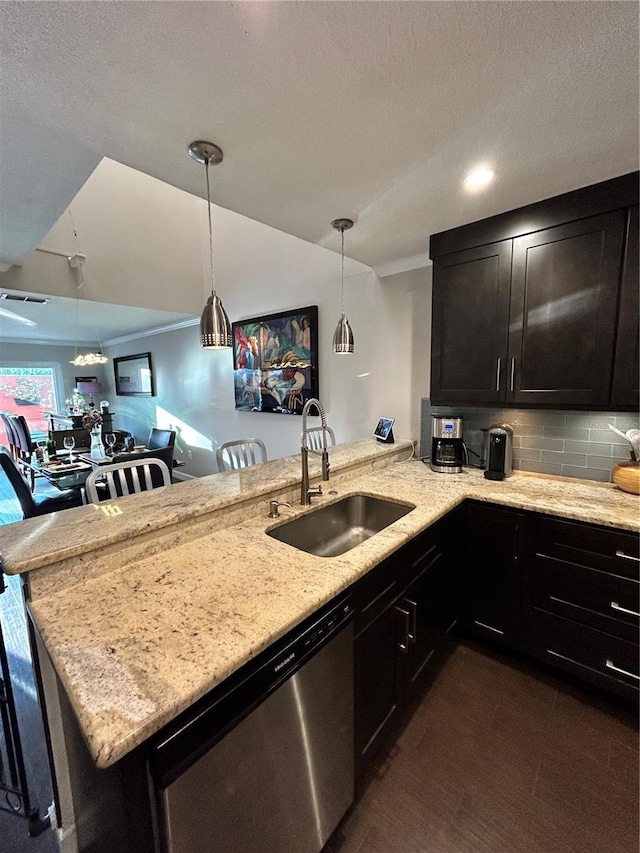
[103,317,199,347]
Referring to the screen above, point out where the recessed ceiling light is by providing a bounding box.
[463,167,495,191]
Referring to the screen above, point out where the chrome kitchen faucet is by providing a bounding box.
[300,398,330,505]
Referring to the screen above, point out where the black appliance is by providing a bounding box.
[430,415,465,473]
[484,424,514,480]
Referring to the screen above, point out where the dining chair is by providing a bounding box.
[304,425,336,451]
[216,438,268,472]
[84,457,172,504]
[0,450,84,519]
[148,428,176,450]
[1,413,19,460]
[10,414,38,490]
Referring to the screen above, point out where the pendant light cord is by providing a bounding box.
[205,158,216,298]
[341,226,345,316]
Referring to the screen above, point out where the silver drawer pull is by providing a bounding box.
[473,620,504,636]
[615,550,640,563]
[610,601,640,618]
[605,659,640,681]
[495,358,502,392]
[395,606,411,653]
[510,357,515,392]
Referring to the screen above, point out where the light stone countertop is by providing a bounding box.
[19,442,640,770]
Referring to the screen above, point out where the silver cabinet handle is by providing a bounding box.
[615,550,640,563]
[495,358,502,392]
[404,598,418,643]
[510,357,515,392]
[610,601,640,618]
[395,606,411,653]
[606,659,640,681]
[473,620,505,636]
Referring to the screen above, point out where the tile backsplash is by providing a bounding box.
[420,400,639,483]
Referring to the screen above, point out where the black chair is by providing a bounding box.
[1,412,19,459]
[0,450,83,519]
[148,428,176,450]
[10,414,38,490]
[111,445,175,486]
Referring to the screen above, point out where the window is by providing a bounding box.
[0,367,58,440]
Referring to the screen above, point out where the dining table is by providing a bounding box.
[31,452,115,494]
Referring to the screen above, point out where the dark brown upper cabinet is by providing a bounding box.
[429,172,639,410]
[431,241,512,404]
[508,211,625,407]
[611,206,639,410]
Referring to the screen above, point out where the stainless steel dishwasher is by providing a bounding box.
[150,597,354,853]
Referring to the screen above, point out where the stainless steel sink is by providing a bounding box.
[267,493,415,557]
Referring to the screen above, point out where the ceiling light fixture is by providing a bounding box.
[331,218,354,355]
[463,167,495,191]
[64,209,108,367]
[67,256,108,367]
[188,140,232,349]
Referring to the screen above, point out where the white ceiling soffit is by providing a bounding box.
[0,1,638,270]
[0,288,195,345]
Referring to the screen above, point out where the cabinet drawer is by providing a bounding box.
[535,517,639,579]
[534,554,639,642]
[403,525,443,586]
[529,609,639,701]
[351,555,403,636]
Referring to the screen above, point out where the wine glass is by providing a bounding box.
[63,435,75,463]
[105,433,116,455]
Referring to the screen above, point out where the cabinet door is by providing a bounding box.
[354,603,403,777]
[508,211,626,406]
[463,503,526,648]
[431,241,512,403]
[612,206,639,409]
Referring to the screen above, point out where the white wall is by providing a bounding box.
[104,263,432,476]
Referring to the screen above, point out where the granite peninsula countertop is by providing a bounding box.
[11,440,640,770]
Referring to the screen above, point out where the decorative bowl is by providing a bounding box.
[612,461,640,495]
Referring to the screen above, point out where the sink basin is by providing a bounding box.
[267,493,415,557]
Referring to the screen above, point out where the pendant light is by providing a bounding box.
[331,218,354,354]
[65,208,108,366]
[189,140,232,349]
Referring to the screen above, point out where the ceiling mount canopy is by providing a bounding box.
[331,218,354,355]
[189,140,232,350]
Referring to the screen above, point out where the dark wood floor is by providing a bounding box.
[327,638,639,853]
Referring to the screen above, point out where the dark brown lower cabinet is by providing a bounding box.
[462,502,526,647]
[354,505,637,778]
[353,519,459,777]
[524,515,640,702]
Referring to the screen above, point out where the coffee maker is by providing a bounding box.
[484,424,514,480]
[430,415,466,473]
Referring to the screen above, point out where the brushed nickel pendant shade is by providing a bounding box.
[189,140,233,349]
[332,218,354,355]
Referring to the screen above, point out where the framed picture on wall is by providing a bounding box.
[113,352,155,397]
[232,306,318,414]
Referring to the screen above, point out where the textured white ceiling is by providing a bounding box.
[0,1,638,270]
